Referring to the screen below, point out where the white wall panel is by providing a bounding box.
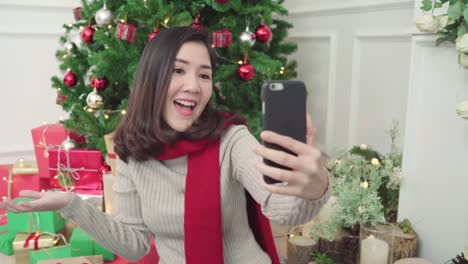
[0,0,79,163]
[398,35,468,262]
[348,34,411,153]
[288,35,335,151]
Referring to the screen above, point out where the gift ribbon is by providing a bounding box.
[49,147,102,191]
[24,233,40,250]
[34,124,61,159]
[108,153,116,159]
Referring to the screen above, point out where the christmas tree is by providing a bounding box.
[52,0,298,155]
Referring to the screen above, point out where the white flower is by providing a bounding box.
[460,53,468,69]
[456,34,468,53]
[436,15,451,32]
[360,144,367,150]
[456,100,468,119]
[415,14,440,33]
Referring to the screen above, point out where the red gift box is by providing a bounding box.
[0,164,49,202]
[73,7,82,21]
[48,149,104,190]
[31,124,85,179]
[212,29,232,48]
[115,23,137,43]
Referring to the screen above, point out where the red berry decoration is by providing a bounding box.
[237,60,255,81]
[81,25,95,44]
[147,28,159,42]
[90,77,108,91]
[255,21,272,43]
[215,0,229,3]
[191,17,205,31]
[64,70,78,87]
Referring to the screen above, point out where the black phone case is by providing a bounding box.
[262,80,307,184]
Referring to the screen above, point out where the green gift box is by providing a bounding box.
[29,245,71,264]
[70,228,93,256]
[0,225,15,256]
[7,198,65,234]
[95,242,115,261]
[70,228,114,261]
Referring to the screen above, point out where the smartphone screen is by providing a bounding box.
[261,80,307,184]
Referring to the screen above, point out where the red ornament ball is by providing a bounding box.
[90,77,108,91]
[237,60,255,81]
[255,21,272,43]
[147,28,159,42]
[191,17,205,31]
[81,25,95,44]
[215,0,229,3]
[64,71,78,87]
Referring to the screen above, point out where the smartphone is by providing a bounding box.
[261,80,307,184]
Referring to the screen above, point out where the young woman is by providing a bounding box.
[0,27,330,264]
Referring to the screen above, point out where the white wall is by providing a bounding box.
[284,0,414,155]
[283,0,468,262]
[0,0,79,164]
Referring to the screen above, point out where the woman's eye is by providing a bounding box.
[173,68,184,74]
[200,74,211,80]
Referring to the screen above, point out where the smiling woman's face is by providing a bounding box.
[162,41,213,132]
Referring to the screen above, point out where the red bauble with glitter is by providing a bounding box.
[191,17,205,31]
[237,60,255,81]
[255,21,272,43]
[64,71,78,87]
[147,28,159,42]
[90,77,108,91]
[81,25,95,44]
[73,7,82,21]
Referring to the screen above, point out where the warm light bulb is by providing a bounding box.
[164,18,170,24]
[238,60,243,65]
[121,110,126,115]
[54,176,58,179]
[41,189,46,192]
[68,24,72,28]
[2,196,6,200]
[79,26,84,30]
[281,66,285,70]
[2,177,6,181]
[108,25,112,29]
[279,70,284,74]
[104,114,109,119]
[58,88,61,91]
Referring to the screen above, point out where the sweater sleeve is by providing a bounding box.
[227,126,331,226]
[57,159,152,261]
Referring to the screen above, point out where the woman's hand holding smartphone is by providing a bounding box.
[254,81,329,200]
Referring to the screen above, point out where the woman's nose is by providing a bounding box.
[183,74,201,93]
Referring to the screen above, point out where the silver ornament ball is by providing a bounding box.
[61,136,77,150]
[239,27,256,47]
[95,6,113,27]
[86,89,104,109]
[64,42,75,54]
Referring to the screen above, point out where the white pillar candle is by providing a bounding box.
[360,235,389,264]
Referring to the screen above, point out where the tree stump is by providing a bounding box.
[319,230,359,264]
[393,225,418,261]
[287,236,319,264]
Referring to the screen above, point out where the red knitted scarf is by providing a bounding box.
[156,117,279,264]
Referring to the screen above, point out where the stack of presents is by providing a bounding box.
[0,123,158,264]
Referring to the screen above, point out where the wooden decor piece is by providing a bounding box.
[287,235,318,264]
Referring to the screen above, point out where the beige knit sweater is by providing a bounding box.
[58,125,330,263]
